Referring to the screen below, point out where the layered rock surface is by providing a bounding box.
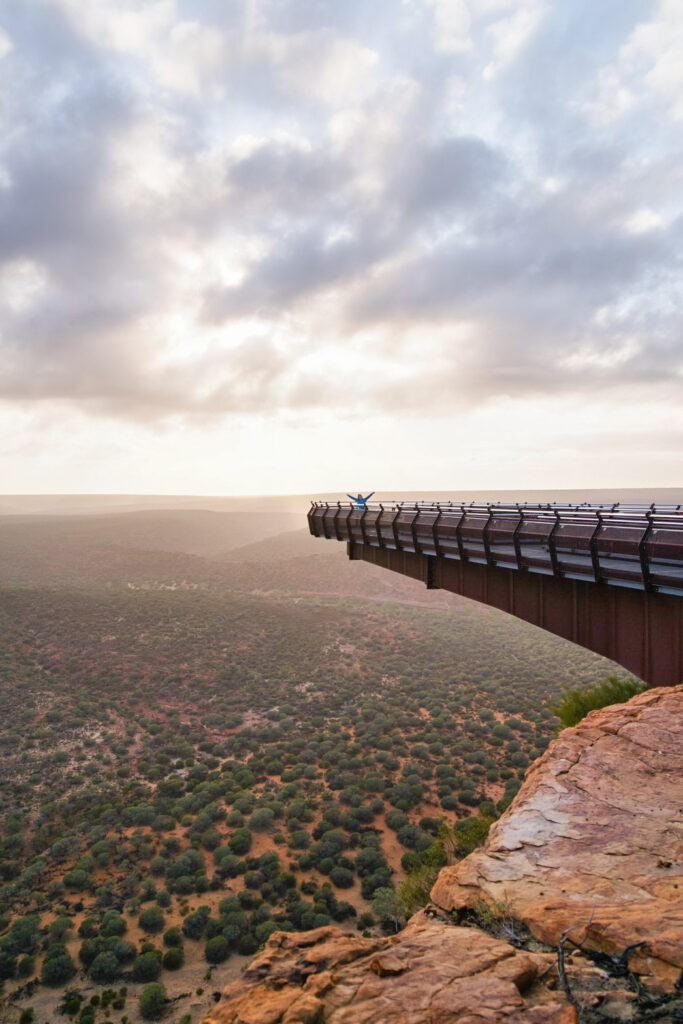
[207,686,682,1023]
[432,685,683,991]
[203,910,576,1024]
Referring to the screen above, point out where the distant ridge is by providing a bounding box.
[0,488,680,517]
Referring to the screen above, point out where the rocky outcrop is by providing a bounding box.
[203,910,577,1024]
[432,685,683,991]
[206,686,683,1023]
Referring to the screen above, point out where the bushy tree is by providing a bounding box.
[228,827,252,855]
[100,910,126,937]
[139,983,167,1020]
[182,905,210,940]
[41,946,76,986]
[205,935,230,964]
[163,946,184,970]
[249,808,275,832]
[132,951,162,983]
[89,950,120,984]
[139,906,165,934]
[371,888,402,933]
[329,866,354,889]
[163,926,183,948]
[17,955,34,978]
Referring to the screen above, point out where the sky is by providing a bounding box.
[1,0,682,496]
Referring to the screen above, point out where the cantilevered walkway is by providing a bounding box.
[308,501,683,687]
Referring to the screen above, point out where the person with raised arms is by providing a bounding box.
[347,492,375,510]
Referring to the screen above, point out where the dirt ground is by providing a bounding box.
[0,945,251,1024]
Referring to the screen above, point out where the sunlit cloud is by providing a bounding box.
[0,0,681,492]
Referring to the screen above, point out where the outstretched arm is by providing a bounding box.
[363,492,375,502]
[347,494,357,503]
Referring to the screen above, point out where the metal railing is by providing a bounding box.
[308,501,683,597]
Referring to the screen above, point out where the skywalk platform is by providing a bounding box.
[308,501,683,686]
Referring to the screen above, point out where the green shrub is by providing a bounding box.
[41,945,76,986]
[205,935,230,964]
[89,950,120,983]
[453,814,494,856]
[397,864,441,917]
[228,827,252,855]
[0,950,17,981]
[552,676,647,728]
[139,983,167,1020]
[139,906,165,934]
[249,808,275,832]
[163,946,184,970]
[329,866,354,889]
[63,868,90,891]
[132,951,162,982]
[163,926,183,948]
[100,910,127,937]
[182,906,210,940]
[237,933,259,956]
[17,954,34,977]
[78,917,98,938]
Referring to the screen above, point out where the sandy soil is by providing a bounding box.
[1,941,250,1024]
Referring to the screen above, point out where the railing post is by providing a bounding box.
[410,507,420,552]
[375,505,384,546]
[512,512,524,570]
[392,505,401,550]
[359,506,369,546]
[333,503,343,541]
[639,511,654,592]
[344,505,354,541]
[548,512,561,576]
[432,508,442,557]
[589,513,603,583]
[482,508,493,565]
[455,510,466,562]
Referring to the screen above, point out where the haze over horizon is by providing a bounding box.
[1,1,682,494]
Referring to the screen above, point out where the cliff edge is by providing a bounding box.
[202,910,576,1024]
[432,685,683,992]
[205,685,682,1023]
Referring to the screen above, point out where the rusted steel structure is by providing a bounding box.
[308,501,683,686]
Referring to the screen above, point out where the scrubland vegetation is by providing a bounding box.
[0,507,631,1022]
[552,675,647,727]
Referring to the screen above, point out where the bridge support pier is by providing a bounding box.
[349,543,683,687]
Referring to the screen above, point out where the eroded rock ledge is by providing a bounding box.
[203,910,576,1024]
[432,685,683,991]
[206,686,682,1023]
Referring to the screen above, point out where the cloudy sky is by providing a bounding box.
[1,0,682,496]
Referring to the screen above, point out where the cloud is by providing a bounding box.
[0,0,682,432]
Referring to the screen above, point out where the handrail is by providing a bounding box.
[310,500,683,532]
[308,499,683,597]
[310,499,683,517]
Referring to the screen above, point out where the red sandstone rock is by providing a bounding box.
[431,685,683,991]
[203,912,576,1024]
[206,687,682,1022]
